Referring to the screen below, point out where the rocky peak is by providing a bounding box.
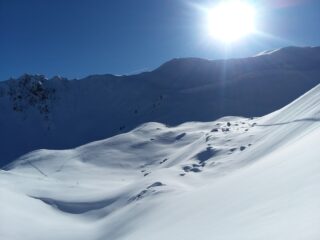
[4,74,56,120]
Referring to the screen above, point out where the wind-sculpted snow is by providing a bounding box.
[1,85,319,240]
[1,46,320,166]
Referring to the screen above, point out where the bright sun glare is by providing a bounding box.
[207,1,256,43]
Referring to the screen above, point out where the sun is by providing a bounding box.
[207,1,256,43]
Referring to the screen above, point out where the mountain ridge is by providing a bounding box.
[1,46,320,166]
[3,46,320,83]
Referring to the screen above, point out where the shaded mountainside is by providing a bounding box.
[1,84,320,240]
[1,46,320,166]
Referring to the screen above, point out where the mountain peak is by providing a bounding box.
[255,46,320,57]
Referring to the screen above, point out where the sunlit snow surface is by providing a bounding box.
[1,85,320,240]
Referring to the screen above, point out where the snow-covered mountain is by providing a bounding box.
[1,82,319,240]
[1,46,320,166]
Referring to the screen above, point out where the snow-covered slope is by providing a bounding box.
[1,84,319,240]
[1,46,320,166]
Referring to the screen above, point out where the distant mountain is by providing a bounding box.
[1,46,320,166]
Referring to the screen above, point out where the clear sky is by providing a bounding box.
[0,0,319,80]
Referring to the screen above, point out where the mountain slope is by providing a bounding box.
[1,84,319,240]
[1,46,320,166]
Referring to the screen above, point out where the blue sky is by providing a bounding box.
[0,0,319,80]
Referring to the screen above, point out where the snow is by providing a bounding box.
[1,46,320,165]
[1,84,319,240]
